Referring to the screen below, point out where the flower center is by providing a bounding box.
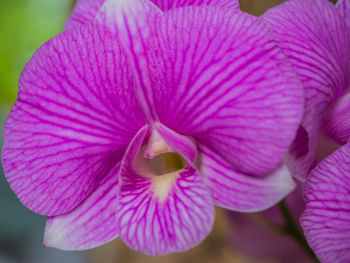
[140,129,186,175]
[147,152,186,175]
[133,129,187,202]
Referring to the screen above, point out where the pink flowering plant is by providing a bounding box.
[262,1,350,262]
[229,1,350,262]
[1,0,350,262]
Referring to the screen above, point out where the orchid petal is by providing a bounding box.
[323,93,350,144]
[44,163,120,250]
[301,142,350,263]
[150,0,239,11]
[117,125,214,255]
[263,0,350,179]
[1,24,146,216]
[97,4,303,174]
[155,123,197,163]
[198,144,295,212]
[65,0,240,32]
[337,0,350,29]
[96,0,161,121]
[64,0,105,30]
[146,7,303,175]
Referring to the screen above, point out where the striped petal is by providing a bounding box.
[96,0,162,121]
[150,0,239,11]
[64,0,105,30]
[65,0,239,32]
[44,163,120,250]
[1,24,146,216]
[323,93,350,144]
[263,0,350,179]
[97,3,303,175]
[301,142,350,263]
[198,144,295,212]
[147,7,303,175]
[337,0,350,29]
[117,126,214,255]
[156,123,197,163]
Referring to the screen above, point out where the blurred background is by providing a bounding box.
[0,0,315,262]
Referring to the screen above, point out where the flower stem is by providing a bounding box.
[278,200,320,263]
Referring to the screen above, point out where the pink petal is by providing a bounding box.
[96,0,162,121]
[263,0,350,179]
[147,7,303,175]
[64,0,105,30]
[65,0,240,32]
[156,123,197,163]
[198,144,295,212]
[117,125,214,255]
[1,24,146,216]
[323,93,350,144]
[150,0,239,11]
[337,0,350,29]
[44,163,120,250]
[97,4,303,175]
[301,142,350,263]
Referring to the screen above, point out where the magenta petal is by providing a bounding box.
[198,144,295,212]
[117,125,214,255]
[150,0,239,11]
[64,0,105,30]
[147,7,303,175]
[337,0,350,29]
[263,0,350,179]
[156,123,197,163]
[1,24,146,216]
[301,143,350,263]
[44,163,120,250]
[323,93,350,144]
[96,0,161,121]
[66,0,240,31]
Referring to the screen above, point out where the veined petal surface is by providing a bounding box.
[151,0,239,11]
[337,0,350,29]
[117,126,214,255]
[147,7,303,175]
[65,0,240,31]
[301,143,350,263]
[64,0,105,30]
[323,93,350,144]
[198,144,295,212]
[263,0,350,179]
[96,0,162,121]
[44,163,120,250]
[156,123,197,163]
[1,24,146,216]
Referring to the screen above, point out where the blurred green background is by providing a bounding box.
[0,0,73,105]
[0,1,89,262]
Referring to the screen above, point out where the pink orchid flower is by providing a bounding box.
[262,0,350,262]
[1,0,303,255]
[301,92,350,263]
[262,0,350,181]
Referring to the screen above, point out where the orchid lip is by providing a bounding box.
[133,127,190,203]
[134,128,188,177]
